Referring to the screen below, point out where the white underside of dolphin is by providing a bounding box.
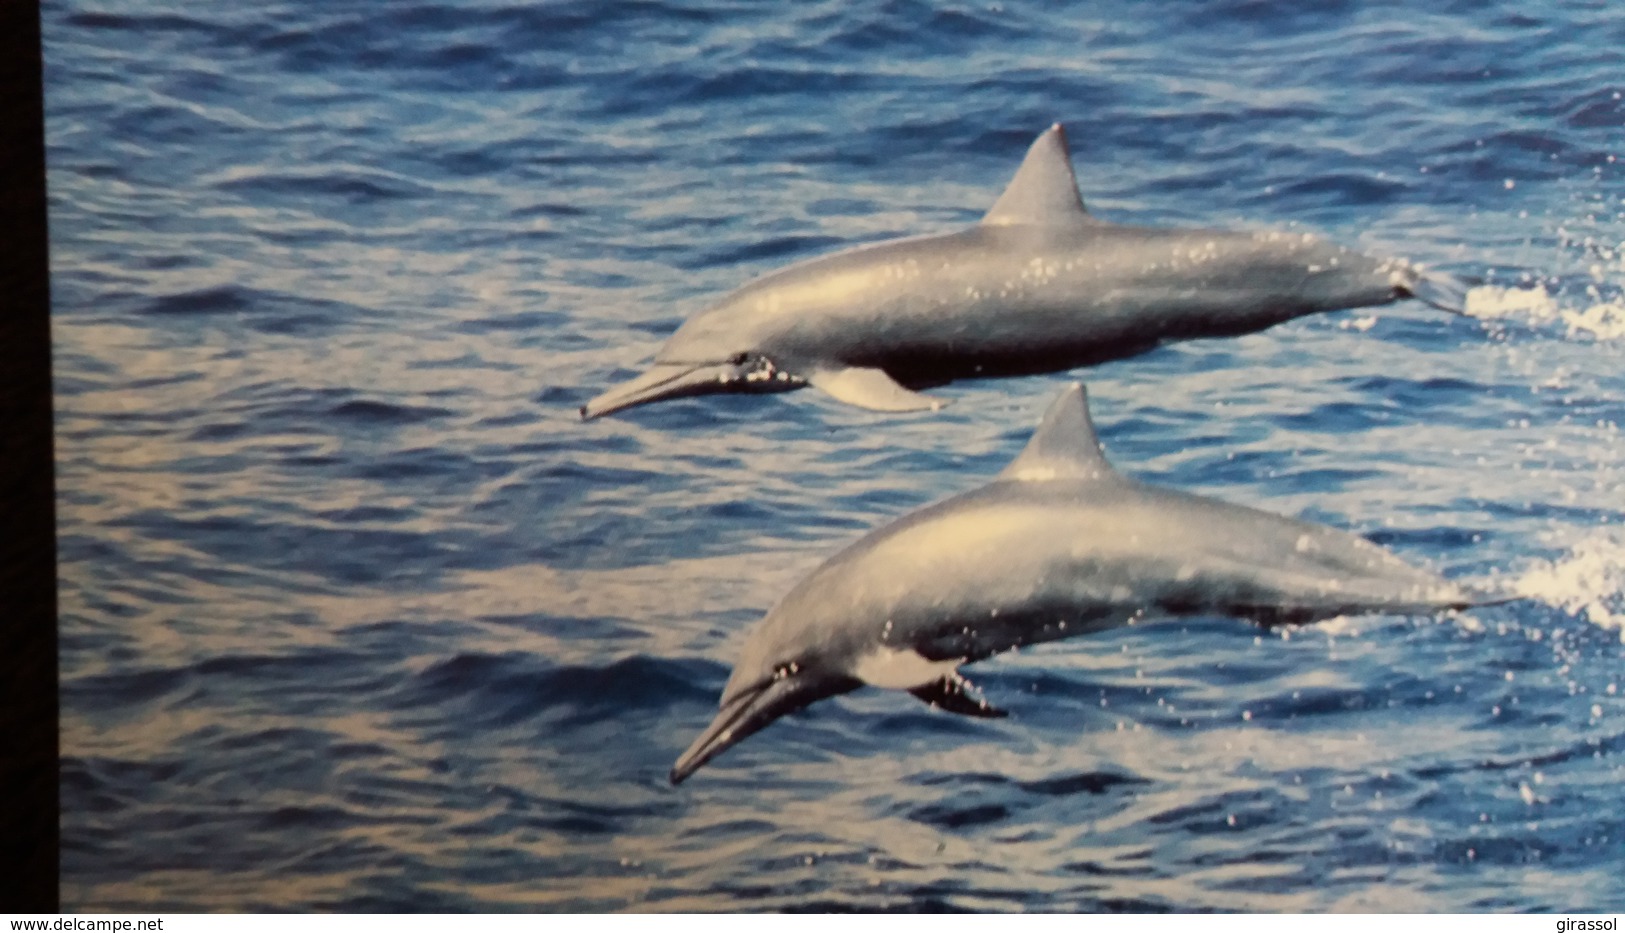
[668,383,1503,784]
[584,124,1471,420]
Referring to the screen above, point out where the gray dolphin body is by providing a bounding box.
[670,384,1490,784]
[585,125,1467,419]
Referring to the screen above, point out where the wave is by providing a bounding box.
[399,651,720,728]
[139,283,371,336]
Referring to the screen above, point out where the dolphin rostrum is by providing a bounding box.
[585,124,1469,420]
[669,383,1490,783]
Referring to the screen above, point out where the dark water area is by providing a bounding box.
[48,0,1623,912]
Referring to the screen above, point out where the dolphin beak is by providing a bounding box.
[669,674,857,785]
[579,362,736,420]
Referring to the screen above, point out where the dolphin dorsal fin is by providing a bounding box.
[981,124,1096,229]
[998,383,1114,482]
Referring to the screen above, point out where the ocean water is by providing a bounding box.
[46,0,1625,913]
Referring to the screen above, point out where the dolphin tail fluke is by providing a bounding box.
[1401,268,1476,316]
[669,673,859,785]
[1412,573,1519,614]
[1239,577,1516,630]
[807,366,947,413]
[1457,582,1522,610]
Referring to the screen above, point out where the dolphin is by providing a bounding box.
[669,383,1492,784]
[584,124,1469,420]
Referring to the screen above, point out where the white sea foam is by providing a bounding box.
[1464,284,1625,341]
[1463,283,1559,320]
[1511,528,1625,640]
[1312,613,1364,637]
[1560,300,1625,340]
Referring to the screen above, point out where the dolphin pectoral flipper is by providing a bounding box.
[807,366,947,413]
[909,673,1008,719]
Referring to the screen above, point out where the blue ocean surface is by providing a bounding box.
[46,0,1624,912]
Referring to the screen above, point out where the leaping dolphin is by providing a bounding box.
[584,124,1469,420]
[669,383,1492,784]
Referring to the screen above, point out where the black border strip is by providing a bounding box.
[1,0,61,914]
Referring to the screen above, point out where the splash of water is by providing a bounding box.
[1511,528,1625,641]
[1465,284,1625,341]
[1561,300,1625,340]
